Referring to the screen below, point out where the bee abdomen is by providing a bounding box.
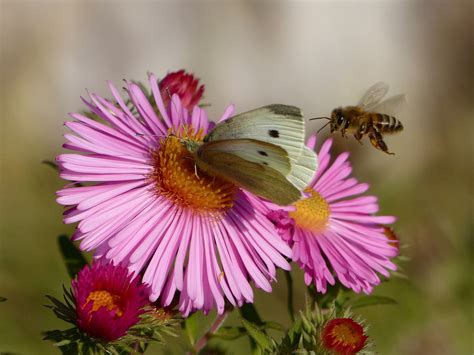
[374,114,403,133]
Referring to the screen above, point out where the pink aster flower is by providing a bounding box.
[267,136,398,294]
[56,72,291,316]
[73,261,150,341]
[159,69,204,111]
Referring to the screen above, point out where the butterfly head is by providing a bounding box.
[180,137,201,154]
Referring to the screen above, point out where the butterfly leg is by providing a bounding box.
[194,163,200,179]
[368,127,394,155]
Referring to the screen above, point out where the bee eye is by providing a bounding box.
[337,116,344,125]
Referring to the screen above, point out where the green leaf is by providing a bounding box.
[57,235,88,278]
[239,303,265,353]
[184,312,198,345]
[42,159,59,172]
[347,295,398,309]
[241,319,271,351]
[211,326,247,340]
[239,303,264,326]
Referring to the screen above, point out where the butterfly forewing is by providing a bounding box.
[204,104,305,163]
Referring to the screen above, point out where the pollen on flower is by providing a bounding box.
[322,318,368,354]
[150,126,238,214]
[85,290,123,317]
[289,188,330,232]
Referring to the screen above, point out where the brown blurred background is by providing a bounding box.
[1,1,472,354]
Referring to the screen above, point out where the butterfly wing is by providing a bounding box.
[196,140,301,205]
[286,146,318,191]
[204,104,305,163]
[197,139,292,176]
[358,82,390,110]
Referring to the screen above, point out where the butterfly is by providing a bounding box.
[182,104,318,206]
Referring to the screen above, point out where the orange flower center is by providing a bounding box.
[85,290,123,317]
[289,188,330,232]
[322,318,367,354]
[150,126,238,215]
[330,323,362,347]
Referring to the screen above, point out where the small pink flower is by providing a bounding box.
[268,136,398,294]
[57,72,291,316]
[72,261,150,341]
[159,70,204,111]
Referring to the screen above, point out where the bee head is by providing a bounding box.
[331,107,346,132]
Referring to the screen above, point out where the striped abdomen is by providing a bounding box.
[371,113,403,134]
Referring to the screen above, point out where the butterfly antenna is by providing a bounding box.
[166,88,190,139]
[317,121,332,133]
[134,132,165,138]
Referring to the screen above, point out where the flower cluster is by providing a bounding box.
[56,70,291,316]
[49,69,401,352]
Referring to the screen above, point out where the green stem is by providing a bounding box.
[194,311,229,353]
[284,270,295,322]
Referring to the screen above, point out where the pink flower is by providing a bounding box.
[159,70,204,111]
[57,73,291,316]
[72,261,150,341]
[267,136,398,294]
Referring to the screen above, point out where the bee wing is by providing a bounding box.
[205,104,305,163]
[358,82,390,110]
[197,140,301,205]
[370,94,406,116]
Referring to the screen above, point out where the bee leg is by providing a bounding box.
[354,132,363,145]
[369,127,394,155]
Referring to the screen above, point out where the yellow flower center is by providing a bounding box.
[289,188,330,232]
[85,290,123,317]
[331,323,363,347]
[150,126,237,215]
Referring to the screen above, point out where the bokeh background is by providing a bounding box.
[1,1,472,354]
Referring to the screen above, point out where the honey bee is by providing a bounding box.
[312,82,405,154]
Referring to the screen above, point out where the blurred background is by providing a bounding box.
[1,1,472,354]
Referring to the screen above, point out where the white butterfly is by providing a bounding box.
[183,104,318,205]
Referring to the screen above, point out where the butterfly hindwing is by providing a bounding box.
[198,139,291,176]
[196,142,301,205]
[286,146,318,191]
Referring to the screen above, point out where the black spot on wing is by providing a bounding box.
[258,150,268,156]
[262,162,269,166]
[268,129,280,138]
